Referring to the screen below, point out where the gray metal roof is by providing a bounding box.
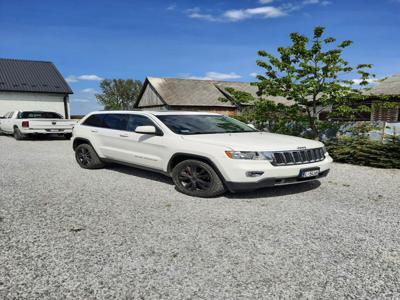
[367,74,400,96]
[137,77,292,108]
[0,58,73,94]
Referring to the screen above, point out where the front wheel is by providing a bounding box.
[75,144,105,169]
[172,159,226,198]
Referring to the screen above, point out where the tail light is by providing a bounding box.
[22,121,29,128]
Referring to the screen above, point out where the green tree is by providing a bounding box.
[219,88,306,135]
[254,26,373,140]
[96,79,142,110]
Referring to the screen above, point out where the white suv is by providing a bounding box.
[72,111,332,197]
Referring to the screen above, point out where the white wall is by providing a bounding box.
[0,92,66,117]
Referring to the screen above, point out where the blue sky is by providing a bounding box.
[1,0,399,114]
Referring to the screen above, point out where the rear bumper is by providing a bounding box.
[21,129,73,134]
[225,169,330,192]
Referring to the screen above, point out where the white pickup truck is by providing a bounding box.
[0,110,76,140]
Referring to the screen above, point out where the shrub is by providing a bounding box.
[325,137,400,169]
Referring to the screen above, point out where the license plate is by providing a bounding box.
[299,168,320,178]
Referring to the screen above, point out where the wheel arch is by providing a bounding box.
[167,153,227,183]
[72,137,93,151]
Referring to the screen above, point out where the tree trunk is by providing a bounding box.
[306,107,320,140]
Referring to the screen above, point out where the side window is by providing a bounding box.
[103,114,128,131]
[127,115,156,132]
[82,114,105,128]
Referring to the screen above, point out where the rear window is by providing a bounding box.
[103,114,128,130]
[19,111,63,119]
[82,114,105,127]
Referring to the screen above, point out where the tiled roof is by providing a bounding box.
[367,74,400,96]
[138,77,292,107]
[0,58,73,94]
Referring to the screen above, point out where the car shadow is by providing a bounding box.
[105,164,174,185]
[226,180,322,199]
[104,163,322,198]
[0,134,67,141]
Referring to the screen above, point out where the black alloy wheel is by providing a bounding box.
[172,159,226,197]
[74,144,105,169]
[178,164,212,192]
[76,147,92,167]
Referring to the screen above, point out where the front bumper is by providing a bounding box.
[217,155,333,192]
[225,169,330,192]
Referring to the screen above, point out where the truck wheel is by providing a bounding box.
[75,144,105,169]
[172,159,226,198]
[13,127,24,140]
[64,133,72,140]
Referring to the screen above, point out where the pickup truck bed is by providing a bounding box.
[0,110,77,140]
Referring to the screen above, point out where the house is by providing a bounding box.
[134,77,291,115]
[365,74,400,122]
[0,58,73,118]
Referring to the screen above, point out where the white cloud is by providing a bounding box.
[303,0,331,5]
[65,74,103,83]
[183,72,242,81]
[186,0,331,22]
[81,88,97,93]
[249,72,258,77]
[186,6,286,22]
[65,76,78,83]
[352,78,378,85]
[321,1,332,6]
[71,98,91,103]
[189,12,218,22]
[166,3,176,11]
[78,75,103,81]
[227,6,286,21]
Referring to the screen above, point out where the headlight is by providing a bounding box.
[225,151,274,161]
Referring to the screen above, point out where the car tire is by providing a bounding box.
[13,127,24,140]
[172,159,226,198]
[64,133,72,140]
[75,143,105,169]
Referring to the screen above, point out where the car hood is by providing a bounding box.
[181,132,323,151]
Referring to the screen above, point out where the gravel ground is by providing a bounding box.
[1,135,400,299]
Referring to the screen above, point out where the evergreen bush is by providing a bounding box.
[325,137,400,169]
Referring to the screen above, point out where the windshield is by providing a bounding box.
[19,111,63,119]
[156,114,257,135]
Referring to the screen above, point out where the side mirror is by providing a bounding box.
[135,125,157,135]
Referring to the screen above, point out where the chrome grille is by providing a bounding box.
[271,148,325,166]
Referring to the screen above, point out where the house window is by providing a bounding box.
[371,106,399,122]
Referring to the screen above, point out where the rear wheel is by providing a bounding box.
[75,144,105,169]
[172,159,226,197]
[13,127,24,140]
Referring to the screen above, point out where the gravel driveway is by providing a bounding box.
[1,135,400,299]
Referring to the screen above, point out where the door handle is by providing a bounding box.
[120,134,129,137]
[91,129,98,133]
